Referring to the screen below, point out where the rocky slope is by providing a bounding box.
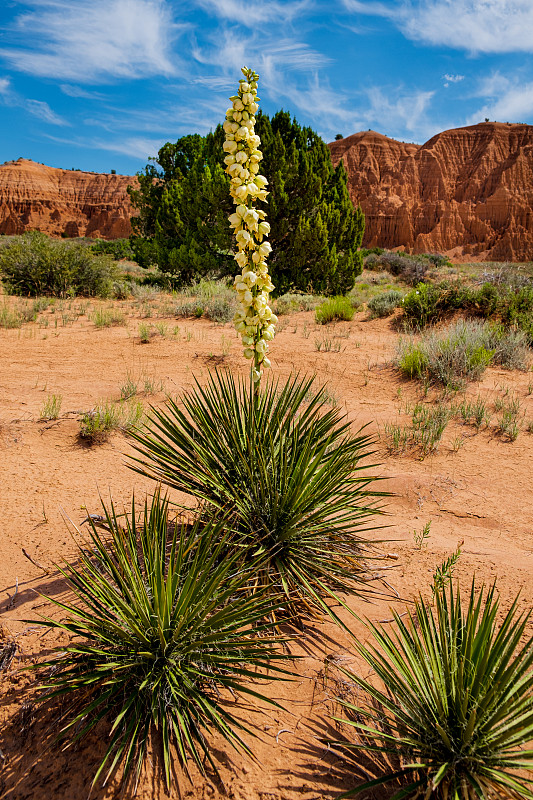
[328,122,533,261]
[0,158,137,239]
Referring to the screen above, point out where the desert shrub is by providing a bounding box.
[275,292,322,315]
[40,394,62,420]
[367,289,403,318]
[0,301,37,328]
[112,280,133,299]
[398,319,529,389]
[79,400,143,443]
[333,580,533,799]
[315,295,354,324]
[177,279,237,322]
[90,238,135,260]
[33,493,289,789]
[0,232,118,297]
[383,402,452,457]
[379,251,430,284]
[92,308,126,328]
[128,372,384,621]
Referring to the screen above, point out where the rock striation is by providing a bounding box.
[0,158,138,239]
[328,122,533,261]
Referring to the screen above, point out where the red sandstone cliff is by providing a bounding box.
[0,158,138,239]
[328,122,533,261]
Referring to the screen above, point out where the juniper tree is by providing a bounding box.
[129,112,364,295]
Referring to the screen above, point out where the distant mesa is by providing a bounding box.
[2,122,533,261]
[0,158,138,240]
[328,122,533,262]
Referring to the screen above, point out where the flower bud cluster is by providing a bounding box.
[224,66,277,383]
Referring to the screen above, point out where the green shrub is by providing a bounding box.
[79,400,143,443]
[398,319,529,389]
[332,580,533,799]
[315,295,354,324]
[0,232,118,297]
[40,394,62,420]
[275,293,322,315]
[128,372,384,621]
[90,238,134,260]
[367,289,403,318]
[33,493,289,789]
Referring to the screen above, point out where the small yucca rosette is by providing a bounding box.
[224,67,276,383]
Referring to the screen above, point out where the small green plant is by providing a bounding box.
[79,400,143,443]
[432,540,462,593]
[33,493,290,790]
[458,395,490,429]
[315,296,354,324]
[413,520,431,549]
[314,336,342,352]
[40,393,62,420]
[120,374,138,400]
[93,308,126,328]
[138,323,152,343]
[497,395,522,441]
[332,580,533,799]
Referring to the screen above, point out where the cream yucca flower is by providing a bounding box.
[225,66,274,383]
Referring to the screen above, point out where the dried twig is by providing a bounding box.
[22,548,50,574]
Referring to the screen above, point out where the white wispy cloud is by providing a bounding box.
[45,133,167,161]
[0,75,67,125]
[443,73,464,85]
[364,87,436,138]
[25,99,67,125]
[60,85,107,100]
[468,73,533,123]
[1,0,183,82]
[343,0,533,54]
[193,0,312,27]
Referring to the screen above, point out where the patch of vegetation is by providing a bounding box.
[33,493,290,790]
[92,308,126,328]
[128,372,385,622]
[315,295,354,324]
[39,394,62,420]
[397,319,529,389]
[383,401,452,457]
[90,238,135,261]
[333,580,533,799]
[0,232,118,297]
[274,293,322,315]
[79,400,143,443]
[367,289,404,318]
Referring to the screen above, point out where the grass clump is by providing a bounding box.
[275,293,322,315]
[79,400,143,443]
[92,307,126,328]
[383,402,452,457]
[0,231,118,297]
[33,493,290,790]
[315,296,354,324]
[398,319,529,389]
[128,372,384,621]
[367,289,404,318]
[333,580,533,799]
[39,394,62,420]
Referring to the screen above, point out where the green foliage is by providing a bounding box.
[128,112,365,295]
[432,542,462,593]
[33,493,290,790]
[90,238,135,260]
[367,289,404,318]
[79,400,143,443]
[0,232,118,297]
[40,394,62,420]
[274,292,322,315]
[383,402,452,457]
[315,295,355,324]
[128,372,384,621]
[92,307,126,327]
[332,580,533,799]
[398,319,529,389]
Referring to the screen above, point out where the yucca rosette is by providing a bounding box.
[224,67,276,383]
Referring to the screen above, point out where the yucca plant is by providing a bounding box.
[128,371,385,621]
[32,492,291,790]
[332,580,533,798]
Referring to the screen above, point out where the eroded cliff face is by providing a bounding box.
[0,158,138,239]
[328,122,533,261]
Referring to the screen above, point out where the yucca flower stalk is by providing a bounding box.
[332,580,533,799]
[223,66,276,385]
[31,492,292,790]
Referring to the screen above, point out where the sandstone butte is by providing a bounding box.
[328,121,533,262]
[1,121,533,260]
[0,158,138,239]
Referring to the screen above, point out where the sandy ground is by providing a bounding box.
[1,300,533,799]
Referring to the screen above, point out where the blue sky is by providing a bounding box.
[1,0,532,175]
